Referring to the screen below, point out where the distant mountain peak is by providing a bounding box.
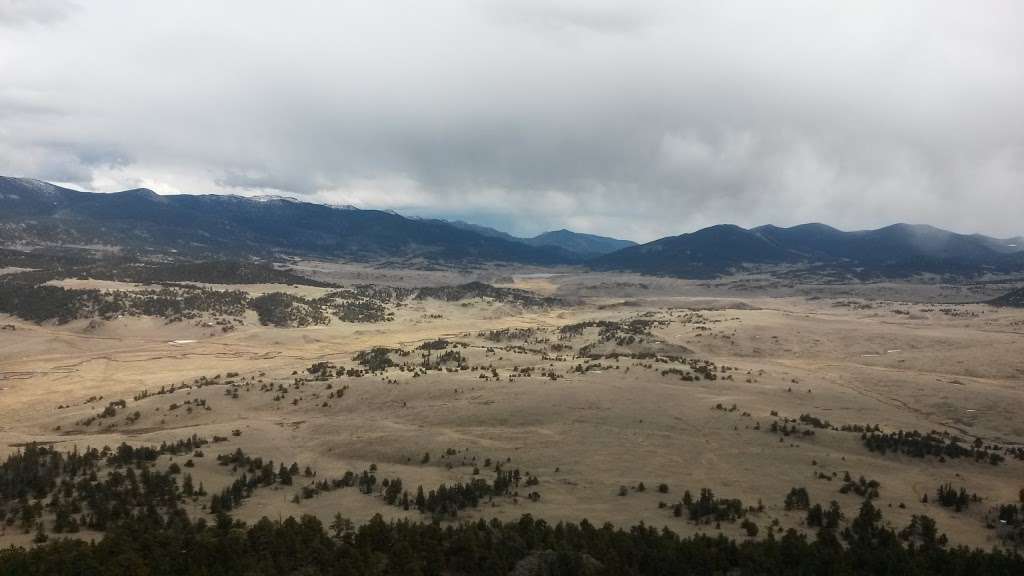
[114,187,166,201]
[443,220,635,257]
[1,176,67,198]
[526,229,636,257]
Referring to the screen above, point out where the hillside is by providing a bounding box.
[591,223,1024,279]
[0,177,576,265]
[444,220,635,257]
[990,287,1024,307]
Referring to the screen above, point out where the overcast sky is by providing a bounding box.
[2,1,1022,241]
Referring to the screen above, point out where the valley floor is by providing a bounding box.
[1,266,1022,550]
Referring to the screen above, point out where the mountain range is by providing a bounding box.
[0,177,589,264]
[591,223,1024,279]
[2,176,1023,279]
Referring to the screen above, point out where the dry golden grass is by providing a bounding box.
[1,269,1022,548]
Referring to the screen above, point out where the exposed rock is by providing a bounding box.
[509,550,603,576]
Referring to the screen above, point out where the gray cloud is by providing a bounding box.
[1,0,1022,241]
[0,0,76,26]
[486,0,664,36]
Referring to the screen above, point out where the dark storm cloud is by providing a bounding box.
[1,1,1022,240]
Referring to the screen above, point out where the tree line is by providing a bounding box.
[2,504,1023,575]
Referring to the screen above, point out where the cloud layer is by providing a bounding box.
[2,0,1022,241]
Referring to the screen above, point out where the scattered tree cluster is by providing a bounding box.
[671,488,747,523]
[840,473,881,500]
[934,483,978,512]
[862,430,1006,465]
[413,282,558,307]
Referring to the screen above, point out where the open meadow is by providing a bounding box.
[2,264,1022,553]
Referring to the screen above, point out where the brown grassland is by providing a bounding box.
[1,263,1022,549]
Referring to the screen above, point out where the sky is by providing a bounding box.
[2,0,1023,242]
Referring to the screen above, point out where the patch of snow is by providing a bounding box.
[251,194,300,203]
[18,178,66,197]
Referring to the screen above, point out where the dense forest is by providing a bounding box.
[1,504,1023,575]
